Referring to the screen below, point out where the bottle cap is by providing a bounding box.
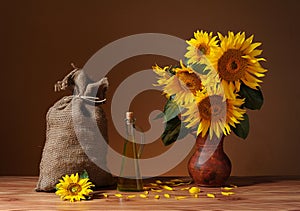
[126,111,134,120]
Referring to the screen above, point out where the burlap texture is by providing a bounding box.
[36,69,114,192]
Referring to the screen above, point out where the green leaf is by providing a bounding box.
[238,83,264,110]
[177,123,190,140]
[153,96,180,121]
[163,98,181,122]
[161,117,192,146]
[80,170,89,179]
[232,113,250,139]
[189,63,208,75]
[161,116,181,146]
[183,57,189,66]
[154,112,164,120]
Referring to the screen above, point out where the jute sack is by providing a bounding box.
[36,67,114,192]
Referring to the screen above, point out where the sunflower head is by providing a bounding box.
[173,61,204,96]
[213,31,267,98]
[197,94,226,122]
[185,30,219,65]
[182,86,246,139]
[153,61,205,105]
[55,173,95,202]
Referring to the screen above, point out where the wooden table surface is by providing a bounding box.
[0,176,300,210]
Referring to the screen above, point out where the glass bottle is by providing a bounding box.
[117,112,144,191]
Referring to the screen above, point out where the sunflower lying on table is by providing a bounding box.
[153,30,267,144]
[55,172,94,202]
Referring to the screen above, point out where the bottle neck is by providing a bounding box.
[125,117,135,124]
[125,118,136,138]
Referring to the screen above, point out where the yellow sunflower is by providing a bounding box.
[153,61,204,105]
[55,173,95,202]
[185,30,219,65]
[182,85,246,139]
[212,31,267,98]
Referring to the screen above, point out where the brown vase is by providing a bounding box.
[188,134,231,187]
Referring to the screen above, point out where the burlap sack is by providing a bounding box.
[36,67,114,192]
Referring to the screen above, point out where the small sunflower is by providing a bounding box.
[185,30,219,65]
[182,85,246,139]
[55,173,95,202]
[212,31,267,98]
[153,61,204,105]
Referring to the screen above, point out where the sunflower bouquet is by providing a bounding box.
[153,30,267,145]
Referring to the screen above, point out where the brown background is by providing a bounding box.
[0,0,299,176]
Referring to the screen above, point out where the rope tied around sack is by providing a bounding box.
[74,95,106,104]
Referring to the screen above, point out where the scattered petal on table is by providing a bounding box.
[206,193,215,198]
[221,192,235,196]
[175,196,187,200]
[222,187,234,191]
[151,189,163,192]
[189,187,200,194]
[139,194,148,199]
[162,185,174,191]
[164,193,171,198]
[127,195,136,199]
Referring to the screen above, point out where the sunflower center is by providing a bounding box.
[198,95,227,121]
[218,49,247,81]
[176,71,203,95]
[67,183,82,195]
[197,43,210,56]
